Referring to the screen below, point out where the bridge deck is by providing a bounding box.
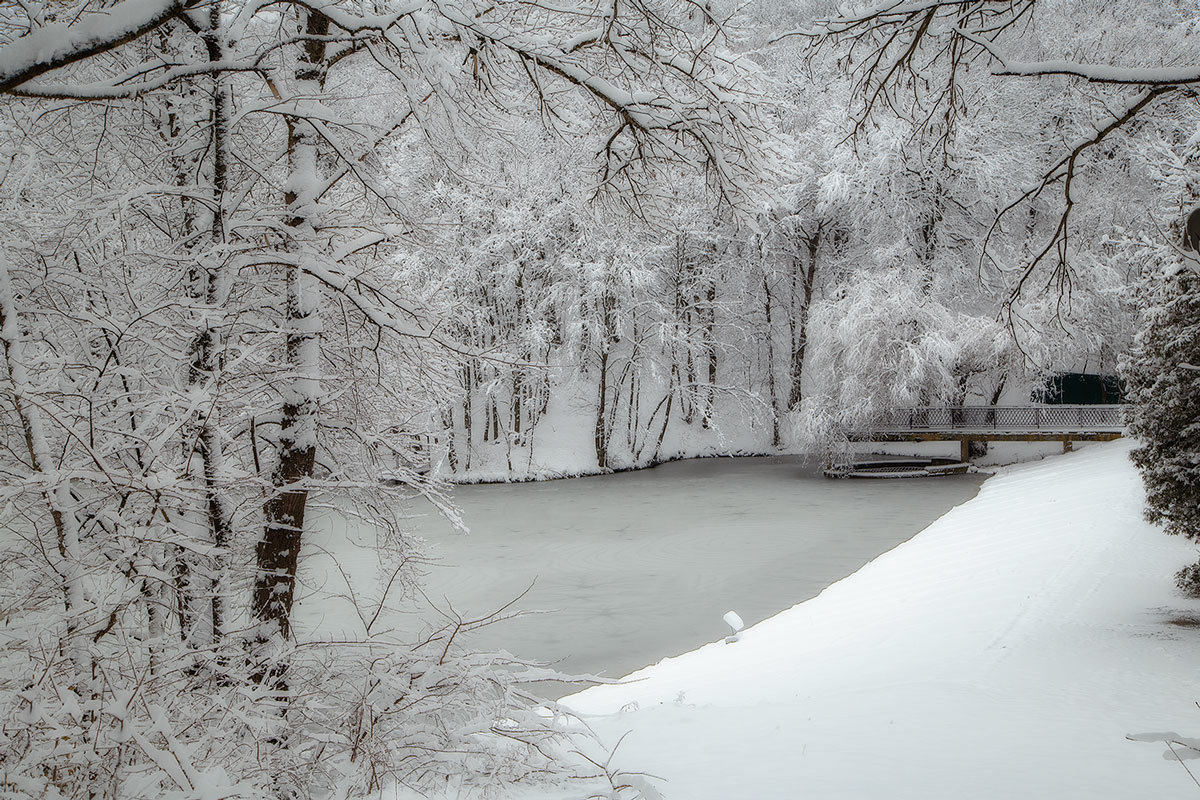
[847,406,1127,454]
[855,405,1125,434]
[855,431,1124,443]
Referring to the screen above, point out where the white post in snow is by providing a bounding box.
[724,610,745,643]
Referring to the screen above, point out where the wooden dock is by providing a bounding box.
[824,457,972,479]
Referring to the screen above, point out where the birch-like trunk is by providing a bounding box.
[253,11,328,680]
[197,1,233,647]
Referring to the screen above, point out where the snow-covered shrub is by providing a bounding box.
[0,614,582,799]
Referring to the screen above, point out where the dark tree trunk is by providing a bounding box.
[762,271,780,447]
[462,363,473,470]
[252,8,329,686]
[595,350,609,468]
[703,281,716,429]
[788,230,820,410]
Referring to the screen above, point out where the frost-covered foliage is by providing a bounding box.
[365,0,1186,478]
[0,227,579,797]
[764,0,1200,460]
[808,0,1195,325]
[765,97,1037,451]
[1126,265,1200,592]
[402,38,1090,475]
[0,628,578,798]
[800,267,1022,442]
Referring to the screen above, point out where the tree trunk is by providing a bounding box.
[653,386,674,462]
[194,4,233,647]
[595,349,609,468]
[253,8,329,680]
[762,271,780,447]
[462,363,473,470]
[703,281,716,429]
[442,408,459,472]
[512,367,523,444]
[254,259,321,645]
[788,230,820,410]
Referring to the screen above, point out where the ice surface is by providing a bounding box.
[296,456,982,697]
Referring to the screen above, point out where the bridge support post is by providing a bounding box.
[960,438,971,463]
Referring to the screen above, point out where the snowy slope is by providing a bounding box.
[544,440,1200,799]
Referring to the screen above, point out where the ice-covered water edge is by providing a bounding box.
[440,436,1073,485]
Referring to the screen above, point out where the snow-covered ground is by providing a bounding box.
[538,439,1200,799]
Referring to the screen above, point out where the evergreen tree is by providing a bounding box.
[1126,265,1200,593]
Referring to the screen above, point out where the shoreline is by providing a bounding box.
[437,438,1078,485]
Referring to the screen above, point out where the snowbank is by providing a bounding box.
[547,440,1200,798]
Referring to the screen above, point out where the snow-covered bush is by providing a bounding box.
[0,605,582,799]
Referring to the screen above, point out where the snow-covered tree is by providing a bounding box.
[1126,265,1200,592]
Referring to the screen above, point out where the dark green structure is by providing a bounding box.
[1034,373,1125,405]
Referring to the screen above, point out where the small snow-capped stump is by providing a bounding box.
[723,610,744,644]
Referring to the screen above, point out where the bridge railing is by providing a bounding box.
[867,405,1128,433]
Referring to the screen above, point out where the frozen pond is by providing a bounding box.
[299,456,982,698]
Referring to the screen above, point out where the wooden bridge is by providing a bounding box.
[850,405,1127,462]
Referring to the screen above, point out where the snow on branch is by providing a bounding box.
[951,26,1200,87]
[981,85,1173,309]
[438,11,761,204]
[233,251,468,347]
[0,0,192,94]
[995,59,1200,86]
[803,0,1197,320]
[797,0,1034,128]
[11,59,260,99]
